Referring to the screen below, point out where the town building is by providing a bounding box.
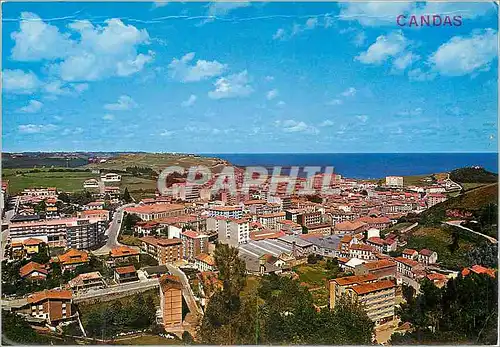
[329,274,378,309]
[195,253,216,272]
[305,223,332,236]
[345,279,396,324]
[19,261,48,281]
[124,203,185,221]
[109,246,140,266]
[402,248,418,260]
[462,265,496,278]
[386,176,404,188]
[354,259,397,279]
[181,230,209,261]
[426,193,447,207]
[83,179,99,189]
[25,289,73,325]
[258,212,286,231]
[67,272,105,291]
[207,206,243,219]
[9,217,106,249]
[54,249,90,272]
[418,249,438,265]
[100,173,121,182]
[114,265,139,283]
[139,237,183,265]
[296,211,322,226]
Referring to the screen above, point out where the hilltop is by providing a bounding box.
[419,183,498,225]
[449,167,498,184]
[84,153,230,173]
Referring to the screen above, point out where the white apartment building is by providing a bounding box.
[385,176,404,188]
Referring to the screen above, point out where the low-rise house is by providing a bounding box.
[418,249,438,265]
[394,257,425,279]
[354,259,397,279]
[366,237,397,253]
[25,289,73,325]
[159,275,183,327]
[343,257,366,272]
[348,244,377,261]
[195,253,216,272]
[334,220,367,234]
[402,248,418,260]
[109,246,140,266]
[83,179,100,189]
[462,265,496,278]
[305,223,332,236]
[54,249,90,272]
[357,216,392,230]
[134,221,160,236]
[67,272,105,291]
[23,238,45,255]
[143,265,169,278]
[19,261,48,281]
[426,272,448,288]
[114,265,139,283]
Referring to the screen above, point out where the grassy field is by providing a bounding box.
[310,287,329,307]
[2,168,98,194]
[403,226,475,270]
[293,261,330,288]
[85,153,229,173]
[118,235,142,246]
[113,334,180,345]
[461,183,489,191]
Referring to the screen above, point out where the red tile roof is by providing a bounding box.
[57,249,89,265]
[110,246,139,258]
[115,265,137,275]
[19,261,48,278]
[350,279,395,295]
[28,289,72,303]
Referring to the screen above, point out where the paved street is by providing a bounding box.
[444,220,498,244]
[92,203,136,255]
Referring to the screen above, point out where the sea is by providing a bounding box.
[201,153,499,179]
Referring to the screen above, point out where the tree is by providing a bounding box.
[2,310,49,344]
[122,187,133,203]
[182,331,194,344]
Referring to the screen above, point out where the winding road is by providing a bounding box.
[92,203,136,256]
[444,220,498,244]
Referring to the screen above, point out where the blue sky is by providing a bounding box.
[2,1,498,153]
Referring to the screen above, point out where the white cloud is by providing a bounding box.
[428,29,497,76]
[340,87,357,97]
[276,101,286,107]
[207,2,250,17]
[392,52,420,72]
[356,115,369,123]
[152,1,168,9]
[275,119,319,134]
[11,12,73,61]
[2,69,40,94]
[181,94,197,107]
[356,31,408,65]
[266,89,279,100]
[62,127,84,136]
[326,99,343,105]
[18,124,57,133]
[265,75,275,82]
[320,120,334,127]
[42,80,90,99]
[103,114,115,120]
[72,83,89,94]
[408,68,436,81]
[397,107,423,117]
[169,52,226,82]
[208,70,254,99]
[10,13,153,81]
[273,28,286,40]
[104,95,138,111]
[17,100,43,113]
[160,129,174,137]
[273,16,333,40]
[353,31,367,46]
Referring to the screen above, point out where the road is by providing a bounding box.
[92,203,136,255]
[444,220,498,244]
[166,264,203,319]
[73,278,160,303]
